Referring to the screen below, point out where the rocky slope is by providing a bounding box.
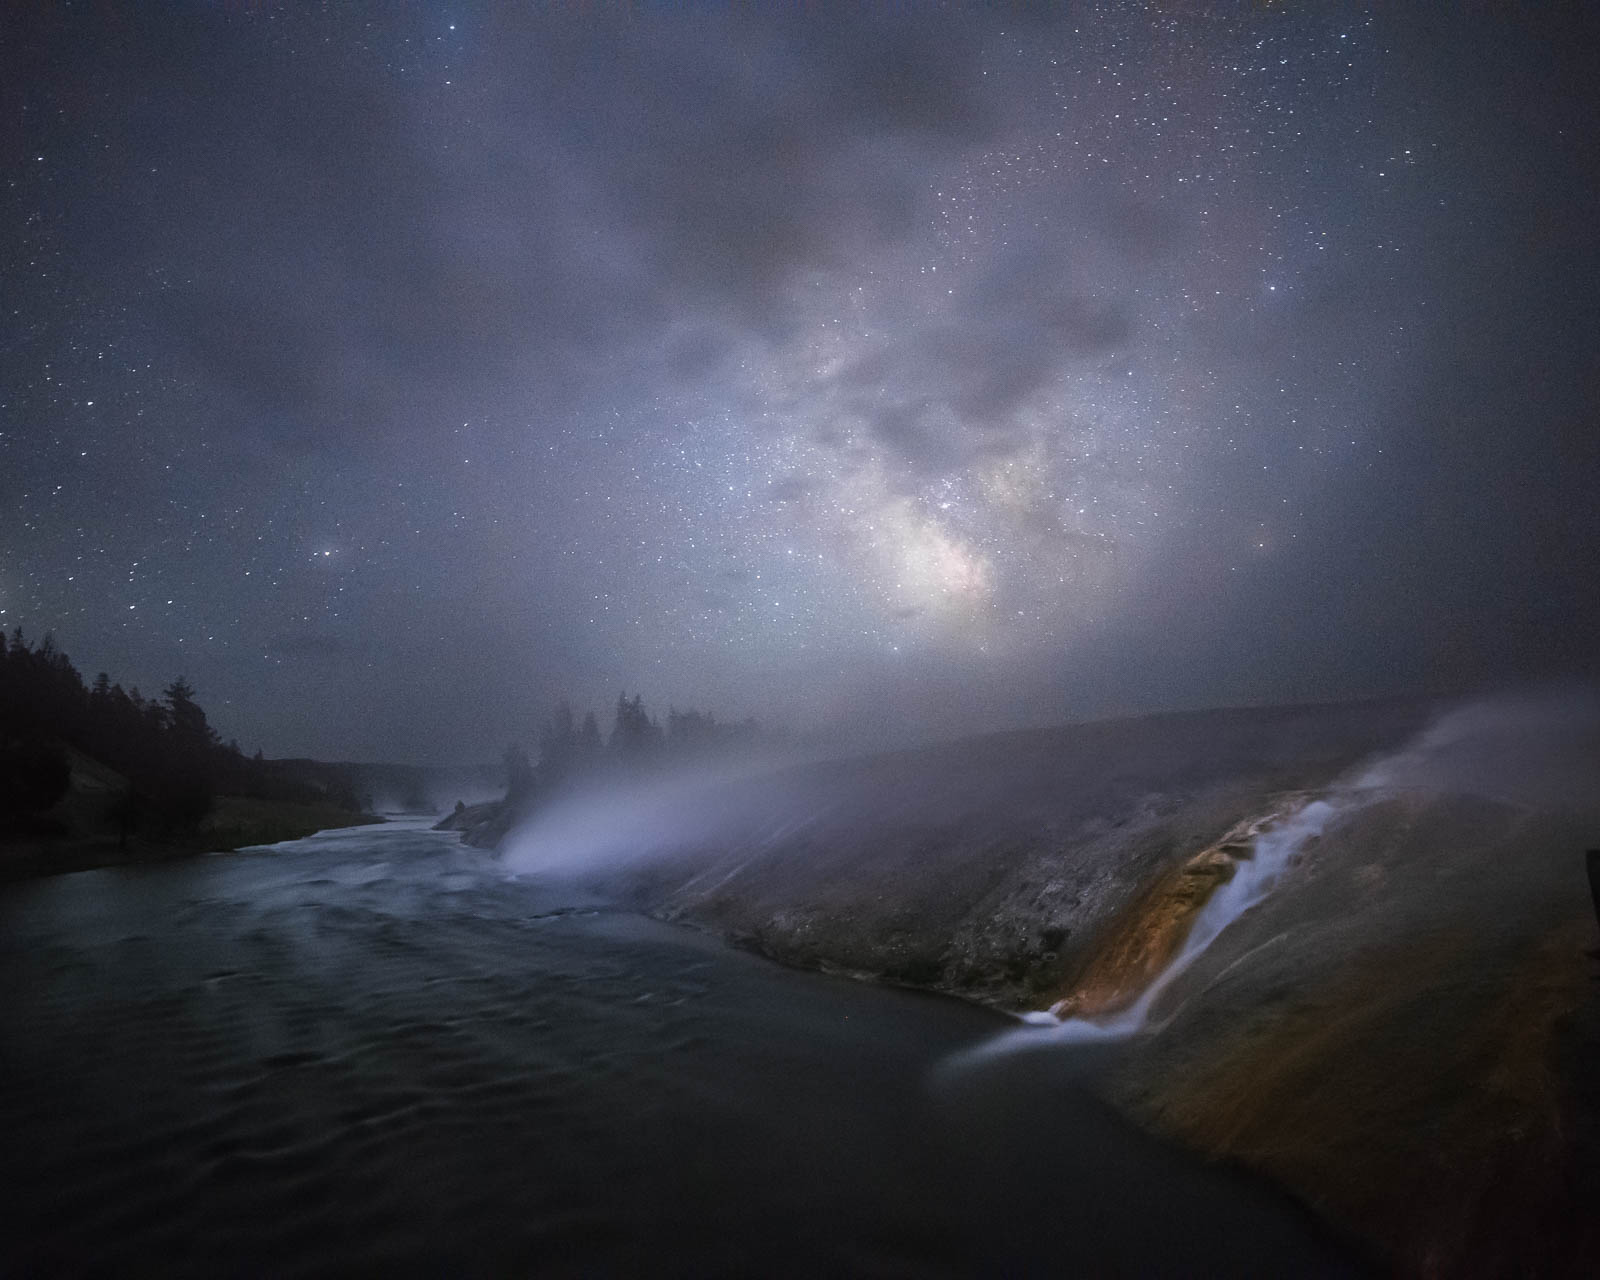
[1097,706,1600,1277]
[483,691,1599,1274]
[560,698,1438,1006]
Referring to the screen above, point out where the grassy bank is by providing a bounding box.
[0,794,382,883]
[195,795,384,852]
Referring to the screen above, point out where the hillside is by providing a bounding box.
[0,746,382,882]
[504,697,1437,1004]
[488,692,1599,1274]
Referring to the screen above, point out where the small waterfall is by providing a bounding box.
[1080,800,1335,1032]
[956,799,1340,1061]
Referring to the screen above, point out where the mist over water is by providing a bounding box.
[500,760,811,878]
[0,820,1362,1276]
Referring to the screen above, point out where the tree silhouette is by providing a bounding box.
[538,701,579,778]
[163,677,218,754]
[503,742,535,802]
[578,710,603,764]
[451,686,777,829]
[0,742,70,820]
[0,627,371,840]
[608,692,662,760]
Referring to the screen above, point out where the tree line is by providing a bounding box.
[0,628,362,840]
[501,692,764,807]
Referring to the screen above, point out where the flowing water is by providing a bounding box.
[971,799,1342,1053]
[0,821,1363,1277]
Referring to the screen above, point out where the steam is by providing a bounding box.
[1347,686,1599,809]
[491,686,1595,1070]
[499,757,819,879]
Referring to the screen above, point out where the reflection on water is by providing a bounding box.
[0,823,1362,1276]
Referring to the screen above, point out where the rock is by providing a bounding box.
[432,799,504,843]
[1045,808,1288,1019]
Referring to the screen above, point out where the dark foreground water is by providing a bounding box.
[0,822,1363,1277]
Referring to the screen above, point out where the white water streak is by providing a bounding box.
[956,799,1338,1062]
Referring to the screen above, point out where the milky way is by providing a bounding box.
[3,4,1597,761]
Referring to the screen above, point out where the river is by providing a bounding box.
[0,820,1364,1276]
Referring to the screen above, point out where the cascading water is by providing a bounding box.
[964,798,1342,1058]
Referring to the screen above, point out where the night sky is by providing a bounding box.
[4,2,1598,764]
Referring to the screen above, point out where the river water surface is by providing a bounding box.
[1,821,1363,1276]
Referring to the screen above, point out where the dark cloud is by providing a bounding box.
[7,2,1598,762]
[100,3,1004,460]
[863,402,958,472]
[822,252,1135,479]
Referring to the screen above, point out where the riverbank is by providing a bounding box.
[0,819,1365,1277]
[0,796,383,883]
[485,691,1599,1275]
